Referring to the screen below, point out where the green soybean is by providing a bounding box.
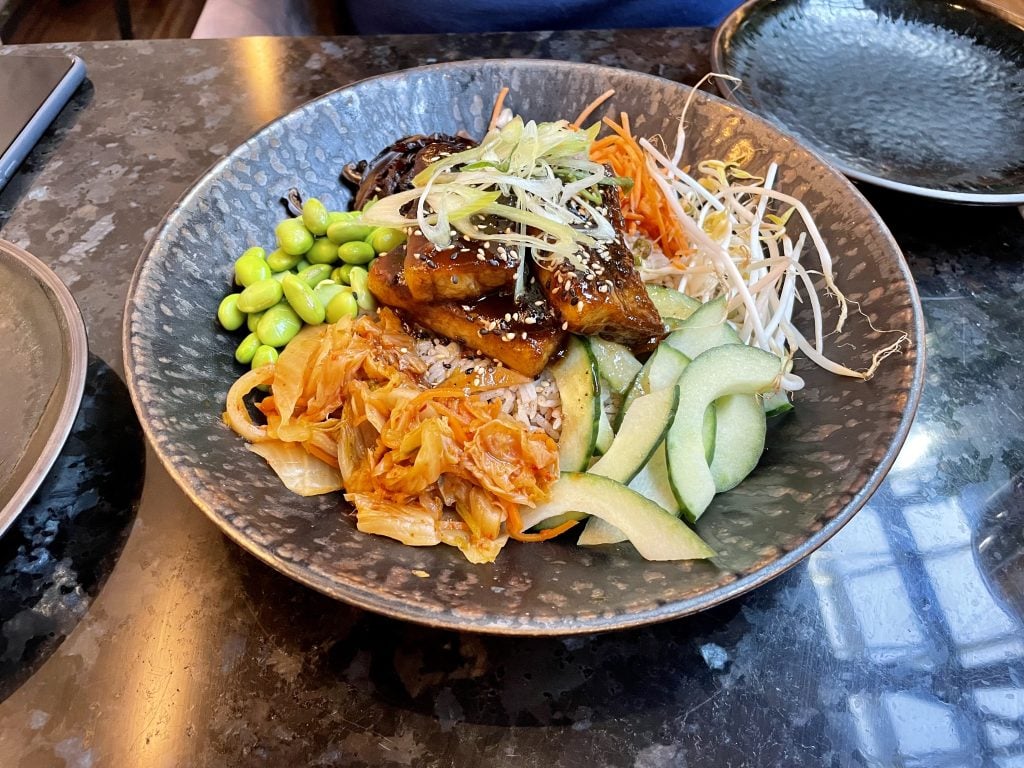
[251,344,279,370]
[327,211,358,225]
[276,217,314,256]
[234,332,261,364]
[272,270,294,283]
[217,294,246,331]
[314,281,346,308]
[347,266,376,312]
[256,303,302,348]
[297,263,332,288]
[369,227,406,255]
[302,198,330,236]
[326,290,358,323]
[306,237,339,265]
[282,274,326,325]
[247,311,263,332]
[266,247,302,272]
[331,264,354,285]
[237,278,283,313]
[327,221,374,245]
[339,240,375,265]
[234,250,271,287]
[295,259,311,272]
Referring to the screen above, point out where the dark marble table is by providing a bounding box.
[0,30,1022,768]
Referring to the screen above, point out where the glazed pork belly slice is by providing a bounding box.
[368,250,565,378]
[531,186,665,354]
[403,214,519,302]
[352,133,477,211]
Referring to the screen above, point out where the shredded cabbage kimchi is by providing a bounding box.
[224,309,563,563]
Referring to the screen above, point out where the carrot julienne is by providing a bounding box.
[590,114,691,264]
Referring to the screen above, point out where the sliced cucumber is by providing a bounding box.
[551,335,599,472]
[580,440,677,546]
[590,386,679,484]
[618,343,689,425]
[595,403,614,455]
[646,284,701,321]
[521,472,715,561]
[666,344,783,523]
[709,393,766,493]
[663,296,742,360]
[589,337,642,395]
[763,388,794,418]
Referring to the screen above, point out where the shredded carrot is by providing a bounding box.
[590,115,692,264]
[489,86,510,132]
[572,88,615,129]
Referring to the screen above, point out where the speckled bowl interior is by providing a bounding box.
[124,60,924,635]
[712,0,1024,204]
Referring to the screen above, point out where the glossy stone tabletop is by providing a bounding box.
[0,30,1021,768]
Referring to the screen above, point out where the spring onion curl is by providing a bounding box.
[637,74,908,384]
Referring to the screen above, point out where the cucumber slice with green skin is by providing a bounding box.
[595,403,614,455]
[521,472,715,561]
[590,386,679,484]
[589,337,642,395]
[538,387,679,533]
[581,405,716,546]
[580,441,677,546]
[663,296,741,360]
[709,393,766,492]
[646,284,701,321]
[618,344,689,427]
[667,344,783,523]
[550,335,600,472]
[763,388,795,417]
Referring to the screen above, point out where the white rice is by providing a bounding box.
[413,336,563,441]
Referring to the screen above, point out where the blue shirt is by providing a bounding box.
[347,0,738,34]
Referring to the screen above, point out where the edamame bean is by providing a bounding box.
[302,198,329,236]
[325,289,358,323]
[247,311,263,332]
[295,259,311,272]
[326,221,374,245]
[275,217,314,256]
[369,227,406,255]
[297,263,332,288]
[339,240,375,265]
[217,294,246,331]
[234,332,261,364]
[331,264,354,284]
[347,266,377,312]
[237,277,283,313]
[234,249,271,287]
[306,237,339,265]
[282,274,326,325]
[256,303,302,348]
[251,344,279,370]
[272,270,294,283]
[266,247,302,272]
[327,211,358,225]
[314,281,345,308]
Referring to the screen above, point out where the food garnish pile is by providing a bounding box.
[219,89,907,564]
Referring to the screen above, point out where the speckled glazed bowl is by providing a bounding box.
[712,0,1024,204]
[124,60,924,635]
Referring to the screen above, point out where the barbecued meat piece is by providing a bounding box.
[404,215,518,302]
[351,134,476,211]
[368,250,565,377]
[531,184,665,354]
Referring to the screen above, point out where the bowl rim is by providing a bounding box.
[123,58,927,635]
[0,238,89,537]
[710,0,1024,206]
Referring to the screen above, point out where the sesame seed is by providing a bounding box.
[504,313,511,322]
[525,316,537,324]
[561,322,569,330]
[576,300,584,312]
[521,332,527,340]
